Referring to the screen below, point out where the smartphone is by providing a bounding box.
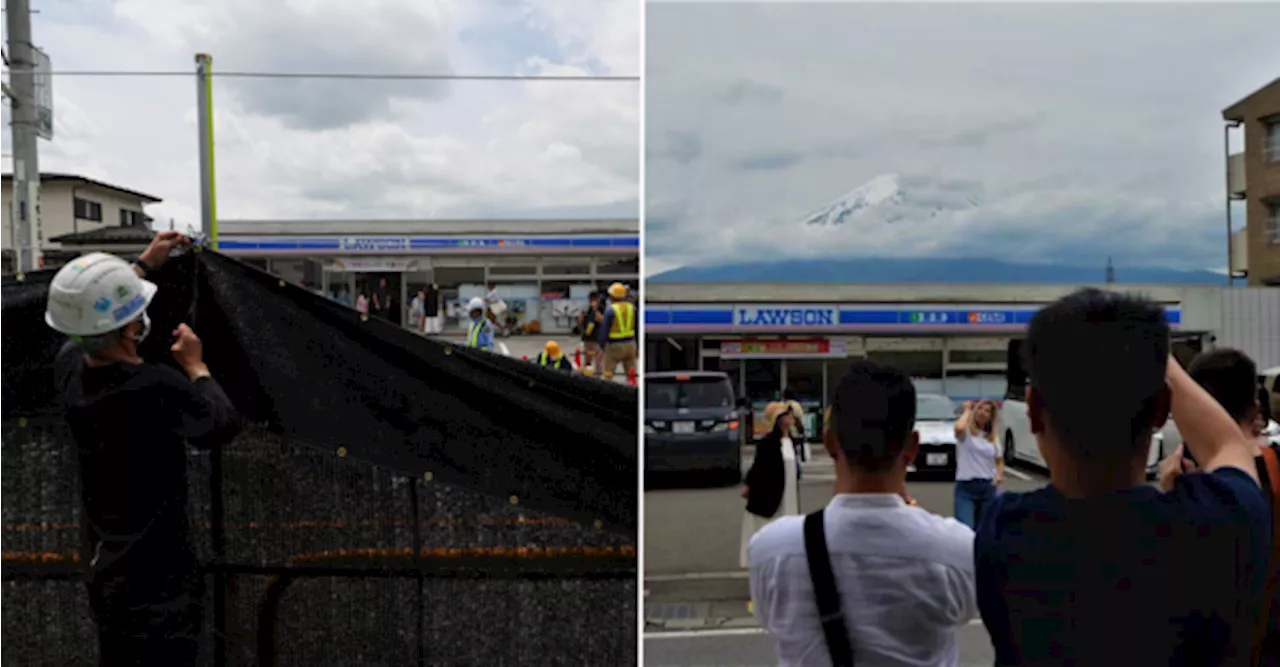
[1181,443,1197,468]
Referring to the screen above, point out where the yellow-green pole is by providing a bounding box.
[194,53,218,250]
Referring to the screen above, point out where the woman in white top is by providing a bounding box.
[952,399,1004,530]
[739,402,800,568]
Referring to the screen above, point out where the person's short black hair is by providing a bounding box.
[1024,288,1169,460]
[1188,348,1258,424]
[829,360,916,472]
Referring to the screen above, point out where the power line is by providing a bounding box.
[0,69,638,81]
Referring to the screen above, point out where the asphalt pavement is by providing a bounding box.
[643,447,1050,664]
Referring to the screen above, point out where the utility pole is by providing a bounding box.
[1105,257,1115,284]
[5,0,41,272]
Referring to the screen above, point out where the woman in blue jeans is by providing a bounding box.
[953,399,1005,529]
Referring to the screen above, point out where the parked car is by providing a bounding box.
[908,394,962,480]
[1148,418,1278,461]
[644,371,745,485]
[1001,398,1164,478]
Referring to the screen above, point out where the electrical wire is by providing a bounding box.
[0,69,638,81]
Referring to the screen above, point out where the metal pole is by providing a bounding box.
[1225,120,1241,285]
[6,0,41,272]
[196,50,227,667]
[195,53,219,250]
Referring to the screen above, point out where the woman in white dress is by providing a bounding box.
[739,402,800,568]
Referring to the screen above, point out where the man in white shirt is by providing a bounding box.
[748,359,977,667]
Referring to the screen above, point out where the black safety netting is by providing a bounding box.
[2,249,637,666]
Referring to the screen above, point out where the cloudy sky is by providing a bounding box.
[2,0,638,229]
[645,2,1280,275]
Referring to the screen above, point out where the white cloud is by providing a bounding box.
[5,0,638,230]
[645,2,1280,271]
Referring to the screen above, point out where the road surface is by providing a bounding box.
[643,446,1049,664]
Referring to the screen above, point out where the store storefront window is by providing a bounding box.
[543,262,591,276]
[785,359,825,437]
[745,359,782,440]
[867,350,945,395]
[596,258,638,277]
[539,280,596,335]
[434,267,485,331]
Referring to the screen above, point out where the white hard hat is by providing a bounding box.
[467,297,486,311]
[45,253,157,336]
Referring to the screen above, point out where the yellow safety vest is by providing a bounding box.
[468,319,489,351]
[539,352,561,367]
[608,302,636,340]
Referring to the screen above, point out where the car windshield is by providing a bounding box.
[647,377,734,410]
[916,395,958,421]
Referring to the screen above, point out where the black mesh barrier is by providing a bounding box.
[2,249,638,666]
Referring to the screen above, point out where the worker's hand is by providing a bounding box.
[140,231,190,270]
[170,324,209,379]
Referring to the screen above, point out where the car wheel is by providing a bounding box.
[1004,430,1016,462]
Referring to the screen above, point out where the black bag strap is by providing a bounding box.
[804,509,854,667]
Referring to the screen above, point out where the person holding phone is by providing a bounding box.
[975,289,1270,667]
[1158,348,1280,667]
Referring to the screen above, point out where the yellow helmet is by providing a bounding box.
[608,282,627,300]
[544,340,562,357]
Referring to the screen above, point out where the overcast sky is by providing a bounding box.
[645,2,1280,275]
[2,0,638,230]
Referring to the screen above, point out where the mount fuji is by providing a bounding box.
[649,172,1226,285]
[801,173,983,227]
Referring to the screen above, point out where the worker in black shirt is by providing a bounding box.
[45,233,241,666]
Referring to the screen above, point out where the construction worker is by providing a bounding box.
[466,296,495,352]
[600,282,638,379]
[46,235,241,666]
[538,340,575,373]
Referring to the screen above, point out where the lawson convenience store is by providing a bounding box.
[217,217,638,335]
[644,285,1204,439]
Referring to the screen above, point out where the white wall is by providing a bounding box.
[1214,287,1280,369]
[2,180,152,251]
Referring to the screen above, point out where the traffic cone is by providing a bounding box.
[522,355,528,361]
[574,347,582,368]
[628,368,637,386]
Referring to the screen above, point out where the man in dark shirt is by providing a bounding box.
[976,289,1270,667]
[46,236,241,666]
[578,292,603,376]
[1159,348,1280,667]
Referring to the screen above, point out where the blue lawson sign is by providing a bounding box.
[217,235,639,255]
[646,304,1183,332]
[735,306,837,327]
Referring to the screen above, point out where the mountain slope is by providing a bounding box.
[801,173,983,226]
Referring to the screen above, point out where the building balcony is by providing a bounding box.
[1229,152,1247,199]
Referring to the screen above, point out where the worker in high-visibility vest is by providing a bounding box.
[466,297,494,352]
[538,340,575,374]
[600,282,638,379]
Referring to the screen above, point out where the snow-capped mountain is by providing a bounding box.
[802,173,984,226]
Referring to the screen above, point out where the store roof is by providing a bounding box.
[218,218,638,236]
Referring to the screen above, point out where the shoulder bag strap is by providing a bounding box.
[804,509,854,667]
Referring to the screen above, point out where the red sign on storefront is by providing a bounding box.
[721,339,843,358]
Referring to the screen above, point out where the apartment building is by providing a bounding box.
[2,172,161,273]
[1224,77,1280,286]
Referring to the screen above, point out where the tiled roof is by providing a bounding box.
[1,172,162,203]
[49,224,157,244]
